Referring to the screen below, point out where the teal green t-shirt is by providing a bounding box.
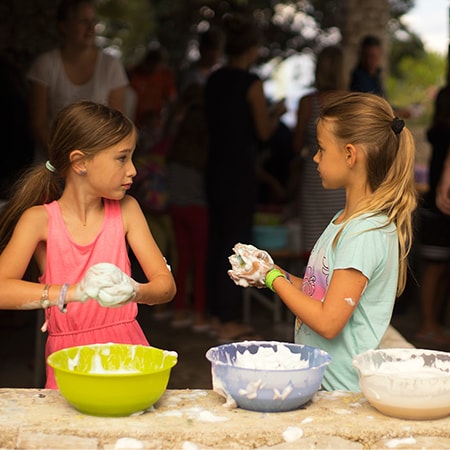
[294,211,398,392]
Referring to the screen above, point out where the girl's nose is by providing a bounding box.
[313,149,320,163]
[128,161,137,178]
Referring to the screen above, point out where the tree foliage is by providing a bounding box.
[93,0,446,124]
[94,0,422,64]
[387,51,446,124]
[96,0,342,67]
[95,0,420,69]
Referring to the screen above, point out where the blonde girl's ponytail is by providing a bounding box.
[369,125,417,294]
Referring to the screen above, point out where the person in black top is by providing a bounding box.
[349,35,385,96]
[416,77,450,345]
[204,14,285,342]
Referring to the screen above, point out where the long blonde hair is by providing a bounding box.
[319,92,417,295]
[0,101,135,253]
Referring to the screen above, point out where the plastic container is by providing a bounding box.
[252,225,288,250]
[47,343,178,416]
[353,348,450,420]
[205,341,331,412]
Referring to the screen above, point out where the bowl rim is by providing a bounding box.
[352,347,450,379]
[47,343,178,377]
[205,340,331,373]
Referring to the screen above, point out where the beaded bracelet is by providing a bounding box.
[265,269,286,292]
[58,283,68,313]
[40,284,51,309]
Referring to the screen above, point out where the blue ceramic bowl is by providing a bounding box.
[205,341,331,412]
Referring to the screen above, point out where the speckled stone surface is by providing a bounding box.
[1,388,450,449]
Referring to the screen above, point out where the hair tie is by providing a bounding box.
[45,160,56,173]
[391,117,405,135]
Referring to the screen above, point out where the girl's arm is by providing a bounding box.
[0,199,175,309]
[0,206,60,309]
[272,267,367,339]
[121,196,176,305]
[274,264,303,290]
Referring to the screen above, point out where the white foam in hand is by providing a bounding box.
[227,243,274,288]
[77,262,138,307]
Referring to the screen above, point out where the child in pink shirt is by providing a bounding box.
[0,100,176,388]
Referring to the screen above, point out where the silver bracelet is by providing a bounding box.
[58,284,68,313]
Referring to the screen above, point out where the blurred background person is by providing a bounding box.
[349,35,384,96]
[416,74,450,345]
[292,46,346,258]
[167,84,210,331]
[167,28,224,331]
[204,14,286,342]
[349,34,411,118]
[27,0,129,160]
[129,44,177,151]
[128,44,178,320]
[179,27,224,92]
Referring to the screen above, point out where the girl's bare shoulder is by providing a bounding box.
[13,205,48,241]
[20,204,48,223]
[119,195,145,227]
[120,195,141,213]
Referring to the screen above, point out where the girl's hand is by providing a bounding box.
[76,262,139,307]
[227,243,274,288]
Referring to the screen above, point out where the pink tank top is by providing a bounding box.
[41,199,149,389]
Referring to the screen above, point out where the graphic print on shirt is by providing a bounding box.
[295,246,329,334]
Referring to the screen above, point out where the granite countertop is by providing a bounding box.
[1,388,450,449]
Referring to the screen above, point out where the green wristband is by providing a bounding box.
[265,269,286,292]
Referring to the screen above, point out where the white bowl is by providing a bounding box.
[353,348,450,420]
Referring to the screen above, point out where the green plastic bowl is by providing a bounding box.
[47,343,178,417]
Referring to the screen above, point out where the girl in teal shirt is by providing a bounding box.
[230,92,417,391]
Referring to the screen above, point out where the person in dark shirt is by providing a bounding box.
[349,35,385,96]
[416,78,450,345]
[349,34,412,119]
[204,14,285,342]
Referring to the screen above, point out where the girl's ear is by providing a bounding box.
[344,143,357,168]
[69,150,87,176]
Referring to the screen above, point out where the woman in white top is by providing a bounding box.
[27,0,129,154]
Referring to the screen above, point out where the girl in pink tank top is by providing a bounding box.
[0,101,176,388]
